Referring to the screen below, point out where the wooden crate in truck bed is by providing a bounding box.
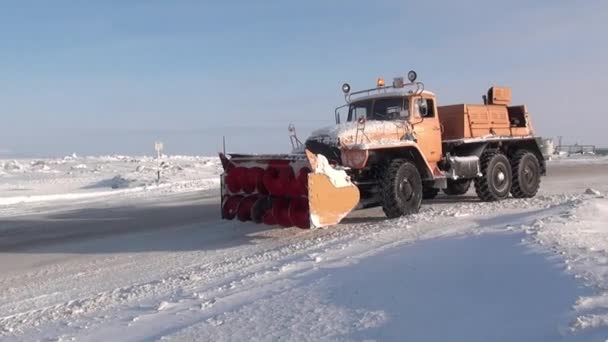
[438,86,533,140]
[438,104,506,140]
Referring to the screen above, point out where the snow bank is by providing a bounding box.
[548,155,608,165]
[1,160,25,172]
[314,154,352,188]
[0,155,222,208]
[514,192,608,332]
[584,188,602,196]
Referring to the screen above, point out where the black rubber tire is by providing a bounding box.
[380,159,423,218]
[423,187,440,199]
[510,150,541,198]
[474,152,512,201]
[443,179,472,196]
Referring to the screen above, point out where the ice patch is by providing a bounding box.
[108,175,132,189]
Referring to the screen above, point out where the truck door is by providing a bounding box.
[412,97,442,164]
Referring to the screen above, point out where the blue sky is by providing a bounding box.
[1,0,606,156]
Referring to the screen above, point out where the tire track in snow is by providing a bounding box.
[0,194,586,337]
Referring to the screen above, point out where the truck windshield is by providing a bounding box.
[347,97,408,122]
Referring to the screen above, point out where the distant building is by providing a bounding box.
[555,143,596,155]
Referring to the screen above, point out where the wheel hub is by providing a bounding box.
[400,179,414,201]
[523,165,534,185]
[497,171,505,182]
[493,165,509,192]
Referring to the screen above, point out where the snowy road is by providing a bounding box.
[1,157,607,341]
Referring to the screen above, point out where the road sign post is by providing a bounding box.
[154,141,164,183]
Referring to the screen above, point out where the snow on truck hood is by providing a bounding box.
[307,121,405,145]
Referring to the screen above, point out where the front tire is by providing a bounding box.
[510,150,541,198]
[380,160,423,218]
[474,151,512,201]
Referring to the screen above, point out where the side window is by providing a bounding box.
[348,103,369,121]
[354,106,367,120]
[425,99,435,118]
[416,98,436,118]
[399,102,410,120]
[400,100,410,119]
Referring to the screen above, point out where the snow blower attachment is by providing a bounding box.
[219,151,360,229]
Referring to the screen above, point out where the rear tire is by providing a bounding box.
[380,159,423,218]
[443,179,471,196]
[510,150,541,198]
[474,151,512,201]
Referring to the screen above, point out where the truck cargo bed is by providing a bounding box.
[438,103,532,140]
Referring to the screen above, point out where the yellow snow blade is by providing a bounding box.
[305,150,360,228]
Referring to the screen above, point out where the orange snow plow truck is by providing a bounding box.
[219,71,546,229]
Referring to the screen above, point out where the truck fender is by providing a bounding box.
[368,144,436,180]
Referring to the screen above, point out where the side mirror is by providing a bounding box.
[418,99,428,117]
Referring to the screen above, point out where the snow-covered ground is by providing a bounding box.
[0,155,221,217]
[0,155,607,341]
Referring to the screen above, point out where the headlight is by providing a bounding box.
[341,83,351,94]
[407,70,417,82]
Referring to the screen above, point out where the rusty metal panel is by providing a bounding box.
[510,127,532,136]
[487,105,510,126]
[468,105,492,138]
[438,93,526,140]
[468,105,489,127]
[438,104,467,140]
